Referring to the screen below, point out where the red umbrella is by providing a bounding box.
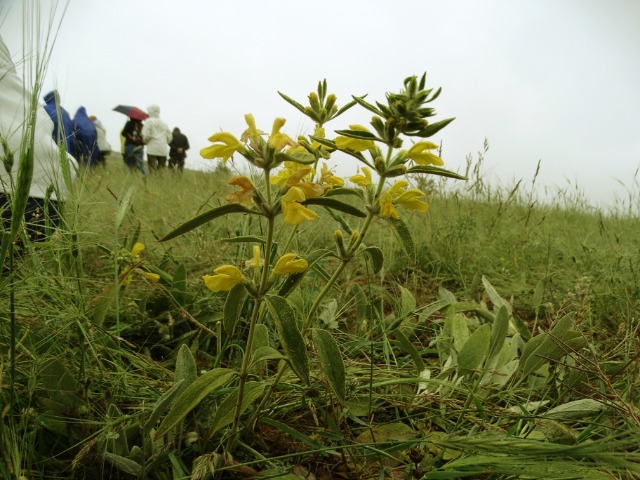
[113,105,148,121]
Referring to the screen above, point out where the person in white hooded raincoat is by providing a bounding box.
[0,35,77,245]
[142,104,172,171]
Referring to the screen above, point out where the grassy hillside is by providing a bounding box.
[1,153,639,479]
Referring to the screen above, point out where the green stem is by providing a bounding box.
[302,172,387,333]
[226,169,276,451]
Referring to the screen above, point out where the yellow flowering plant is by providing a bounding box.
[158,75,465,452]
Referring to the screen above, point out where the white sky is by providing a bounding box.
[1,0,639,208]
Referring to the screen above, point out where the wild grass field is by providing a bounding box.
[2,147,640,480]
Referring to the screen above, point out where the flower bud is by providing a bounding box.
[348,230,361,249]
[374,156,385,172]
[324,93,337,112]
[308,92,320,112]
[334,230,347,257]
[384,165,407,177]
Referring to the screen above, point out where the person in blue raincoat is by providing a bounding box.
[42,90,76,158]
[73,106,98,168]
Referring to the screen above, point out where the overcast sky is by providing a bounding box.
[2,0,639,208]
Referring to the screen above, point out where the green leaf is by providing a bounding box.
[154,368,236,439]
[415,117,456,138]
[398,285,417,319]
[250,324,273,372]
[209,381,266,437]
[359,245,384,274]
[223,284,247,337]
[275,150,316,165]
[103,452,142,476]
[175,344,197,391]
[518,313,578,378]
[312,328,346,402]
[485,305,509,368]
[220,235,266,244]
[543,399,606,420]
[171,263,188,305]
[450,313,470,353]
[324,187,365,199]
[458,324,491,375]
[406,165,467,180]
[394,328,425,373]
[265,295,310,385]
[351,95,384,117]
[334,128,379,141]
[386,217,415,260]
[277,91,307,115]
[143,379,185,436]
[482,276,512,315]
[160,204,259,242]
[114,186,135,231]
[303,197,366,217]
[251,346,284,367]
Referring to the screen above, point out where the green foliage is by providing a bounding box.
[4,71,640,480]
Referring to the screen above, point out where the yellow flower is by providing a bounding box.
[396,189,429,213]
[310,126,326,150]
[320,163,344,187]
[271,162,309,186]
[349,166,372,187]
[241,113,264,143]
[379,191,399,219]
[406,141,444,166]
[335,125,375,152]
[203,265,246,292]
[273,253,308,276]
[281,186,318,225]
[200,132,244,163]
[379,180,429,219]
[131,242,145,257]
[271,163,323,198]
[226,176,256,204]
[139,270,161,283]
[268,118,297,151]
[245,245,264,271]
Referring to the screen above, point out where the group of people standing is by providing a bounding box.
[42,90,112,169]
[121,105,190,176]
[42,93,190,177]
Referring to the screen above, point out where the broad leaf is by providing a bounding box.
[154,368,236,439]
[312,328,346,402]
[386,217,415,259]
[143,380,185,436]
[175,344,197,392]
[458,324,491,374]
[209,381,266,437]
[220,235,266,244]
[303,197,366,217]
[160,204,259,242]
[415,117,455,138]
[485,305,509,368]
[394,328,425,373]
[406,165,467,180]
[265,295,310,385]
[359,245,384,274]
[223,284,247,336]
[334,128,379,140]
